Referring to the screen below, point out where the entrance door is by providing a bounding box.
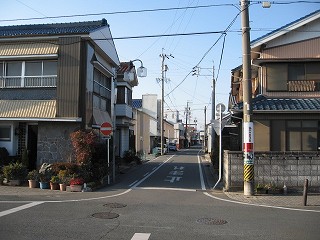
[27,125,38,170]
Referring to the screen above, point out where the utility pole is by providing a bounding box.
[185,102,189,148]
[211,64,215,154]
[204,106,207,152]
[241,0,254,196]
[159,50,173,155]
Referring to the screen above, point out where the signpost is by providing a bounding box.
[213,103,225,189]
[100,122,112,185]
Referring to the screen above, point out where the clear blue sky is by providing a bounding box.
[1,0,319,129]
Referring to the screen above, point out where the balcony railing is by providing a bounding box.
[0,76,57,88]
[288,80,320,92]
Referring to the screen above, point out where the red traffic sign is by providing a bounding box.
[100,122,112,136]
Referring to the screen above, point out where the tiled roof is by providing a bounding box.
[132,99,142,109]
[233,95,320,111]
[0,19,109,38]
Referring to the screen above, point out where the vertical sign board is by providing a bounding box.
[100,122,112,184]
[243,122,254,165]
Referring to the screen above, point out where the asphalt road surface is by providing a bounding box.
[1,145,319,240]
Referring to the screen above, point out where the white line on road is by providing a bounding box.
[131,155,174,188]
[134,187,196,192]
[197,152,206,191]
[143,172,150,177]
[131,233,151,240]
[129,180,139,187]
[0,201,44,218]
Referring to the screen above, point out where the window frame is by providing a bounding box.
[266,62,320,92]
[0,60,57,88]
[0,125,11,141]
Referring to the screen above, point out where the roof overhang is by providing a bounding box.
[0,42,58,60]
[251,10,320,49]
[0,100,82,122]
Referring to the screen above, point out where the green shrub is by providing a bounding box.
[27,170,40,180]
[50,175,60,183]
[2,162,28,180]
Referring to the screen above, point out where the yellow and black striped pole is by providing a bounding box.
[241,0,254,196]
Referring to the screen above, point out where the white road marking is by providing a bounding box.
[131,155,174,188]
[197,152,206,191]
[134,187,196,192]
[131,233,151,240]
[0,201,44,217]
[143,172,150,177]
[129,180,139,187]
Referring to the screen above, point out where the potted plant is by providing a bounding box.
[27,170,39,188]
[2,162,28,186]
[58,170,69,191]
[69,177,84,192]
[39,163,52,189]
[50,175,60,190]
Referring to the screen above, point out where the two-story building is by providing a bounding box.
[0,19,119,169]
[115,62,138,158]
[225,10,320,190]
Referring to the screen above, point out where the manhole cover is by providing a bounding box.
[103,203,127,208]
[196,218,228,225]
[92,212,119,219]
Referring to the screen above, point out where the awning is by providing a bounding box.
[0,42,58,57]
[0,100,81,122]
[0,100,56,118]
[93,108,112,127]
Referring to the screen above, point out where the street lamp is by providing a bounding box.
[131,59,147,77]
[123,59,147,81]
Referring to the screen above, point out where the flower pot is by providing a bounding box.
[28,179,38,188]
[59,183,67,191]
[39,182,50,189]
[50,182,59,190]
[70,184,83,192]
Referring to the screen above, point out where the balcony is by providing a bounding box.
[0,76,57,88]
[115,104,133,119]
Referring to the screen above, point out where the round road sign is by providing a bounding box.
[100,122,112,136]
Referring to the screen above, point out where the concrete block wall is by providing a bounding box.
[223,150,320,191]
[37,122,79,166]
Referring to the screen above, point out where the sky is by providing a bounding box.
[1,0,319,130]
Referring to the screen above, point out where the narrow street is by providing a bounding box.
[1,146,319,240]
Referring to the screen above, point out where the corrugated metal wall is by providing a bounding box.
[261,37,320,59]
[56,37,81,117]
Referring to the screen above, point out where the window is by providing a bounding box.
[266,64,287,91]
[117,86,132,105]
[0,125,11,141]
[286,120,318,151]
[266,62,320,92]
[0,60,57,88]
[93,69,112,114]
[7,62,22,76]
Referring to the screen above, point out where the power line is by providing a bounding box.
[0,3,237,23]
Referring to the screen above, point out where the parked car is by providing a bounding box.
[154,144,167,155]
[168,142,177,151]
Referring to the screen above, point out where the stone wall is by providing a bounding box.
[37,122,79,165]
[223,150,320,191]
